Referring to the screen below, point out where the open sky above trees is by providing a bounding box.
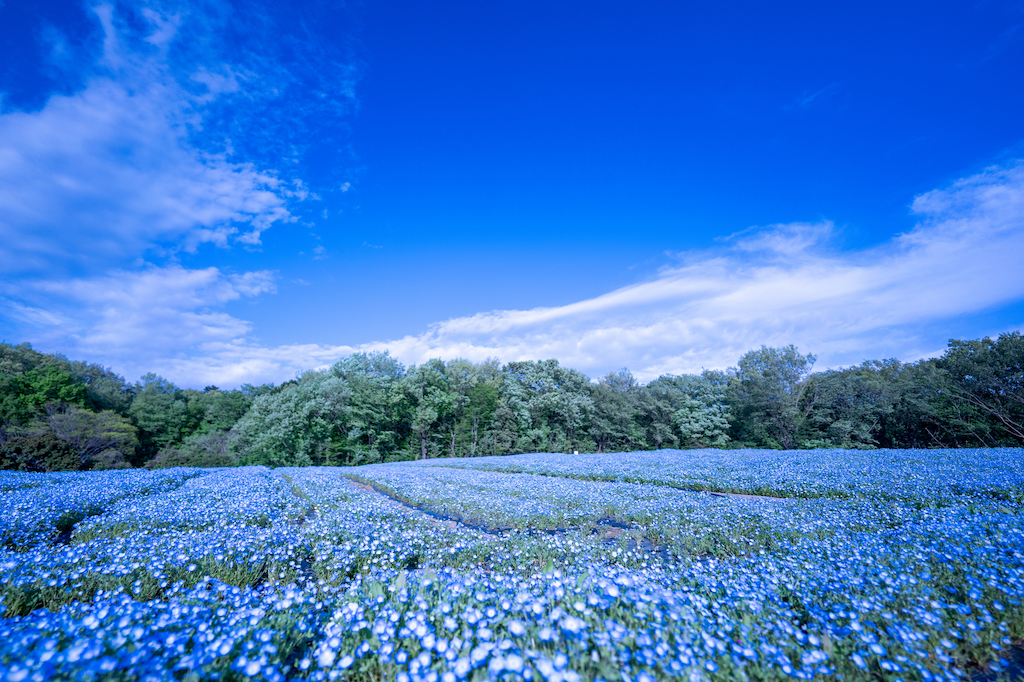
[1,0,1023,388]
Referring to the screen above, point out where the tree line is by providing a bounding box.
[1,332,1021,471]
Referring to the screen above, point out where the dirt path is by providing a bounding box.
[706,490,789,502]
[344,477,506,534]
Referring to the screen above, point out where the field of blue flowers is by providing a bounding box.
[0,448,1022,682]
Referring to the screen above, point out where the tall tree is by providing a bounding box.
[800,360,906,448]
[188,388,254,435]
[938,333,1024,445]
[42,404,137,468]
[405,359,453,459]
[231,372,349,467]
[128,373,189,464]
[328,351,407,463]
[502,360,594,453]
[729,345,816,449]
[0,366,88,425]
[439,359,477,457]
[589,369,644,453]
[642,373,731,448]
[451,358,503,456]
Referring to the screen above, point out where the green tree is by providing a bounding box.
[0,433,80,472]
[0,342,132,418]
[0,342,48,376]
[502,360,594,453]
[588,369,644,453]
[437,359,477,457]
[148,429,236,469]
[0,405,136,470]
[729,345,816,449]
[42,404,137,468]
[466,378,499,455]
[0,374,36,426]
[68,361,133,414]
[231,379,335,467]
[937,333,1024,445]
[329,352,407,463]
[128,373,190,464]
[642,373,730,448]
[186,388,254,435]
[0,366,88,425]
[885,358,997,447]
[798,358,905,448]
[405,359,454,459]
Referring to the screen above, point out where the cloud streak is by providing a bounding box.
[12,160,1014,388]
[356,161,1024,381]
[1,3,1020,386]
[2,265,275,365]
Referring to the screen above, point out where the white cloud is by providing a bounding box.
[4,120,1022,388]
[47,160,1016,388]
[352,161,1024,381]
[16,160,1023,387]
[151,341,359,389]
[0,3,295,275]
[2,265,275,370]
[0,0,362,387]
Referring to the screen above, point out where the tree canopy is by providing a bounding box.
[3,333,1023,470]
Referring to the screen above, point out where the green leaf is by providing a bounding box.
[422,568,439,586]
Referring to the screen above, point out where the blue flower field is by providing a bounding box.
[1,448,1022,682]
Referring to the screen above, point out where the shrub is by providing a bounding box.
[147,430,237,469]
[0,433,81,471]
[90,448,132,469]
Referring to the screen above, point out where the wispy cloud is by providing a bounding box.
[787,83,841,112]
[0,3,301,275]
[0,0,358,276]
[2,265,275,362]
[10,161,1019,388]
[364,162,1024,378]
[959,23,1022,68]
[0,0,358,384]
[355,161,1024,382]
[1,3,1021,386]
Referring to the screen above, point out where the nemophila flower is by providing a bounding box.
[1,452,1022,682]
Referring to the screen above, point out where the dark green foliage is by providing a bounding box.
[465,381,499,454]
[4,333,1024,467]
[729,345,816,449]
[0,366,88,425]
[938,332,1024,445]
[0,405,136,470]
[0,345,254,468]
[588,369,644,453]
[502,359,594,454]
[800,360,904,448]
[642,373,731,448]
[0,374,36,426]
[407,359,455,460]
[69,362,134,414]
[42,404,136,468]
[127,373,190,464]
[332,352,409,463]
[147,430,237,468]
[0,342,132,421]
[185,388,254,435]
[0,432,81,472]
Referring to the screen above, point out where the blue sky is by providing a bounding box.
[1,0,1023,387]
